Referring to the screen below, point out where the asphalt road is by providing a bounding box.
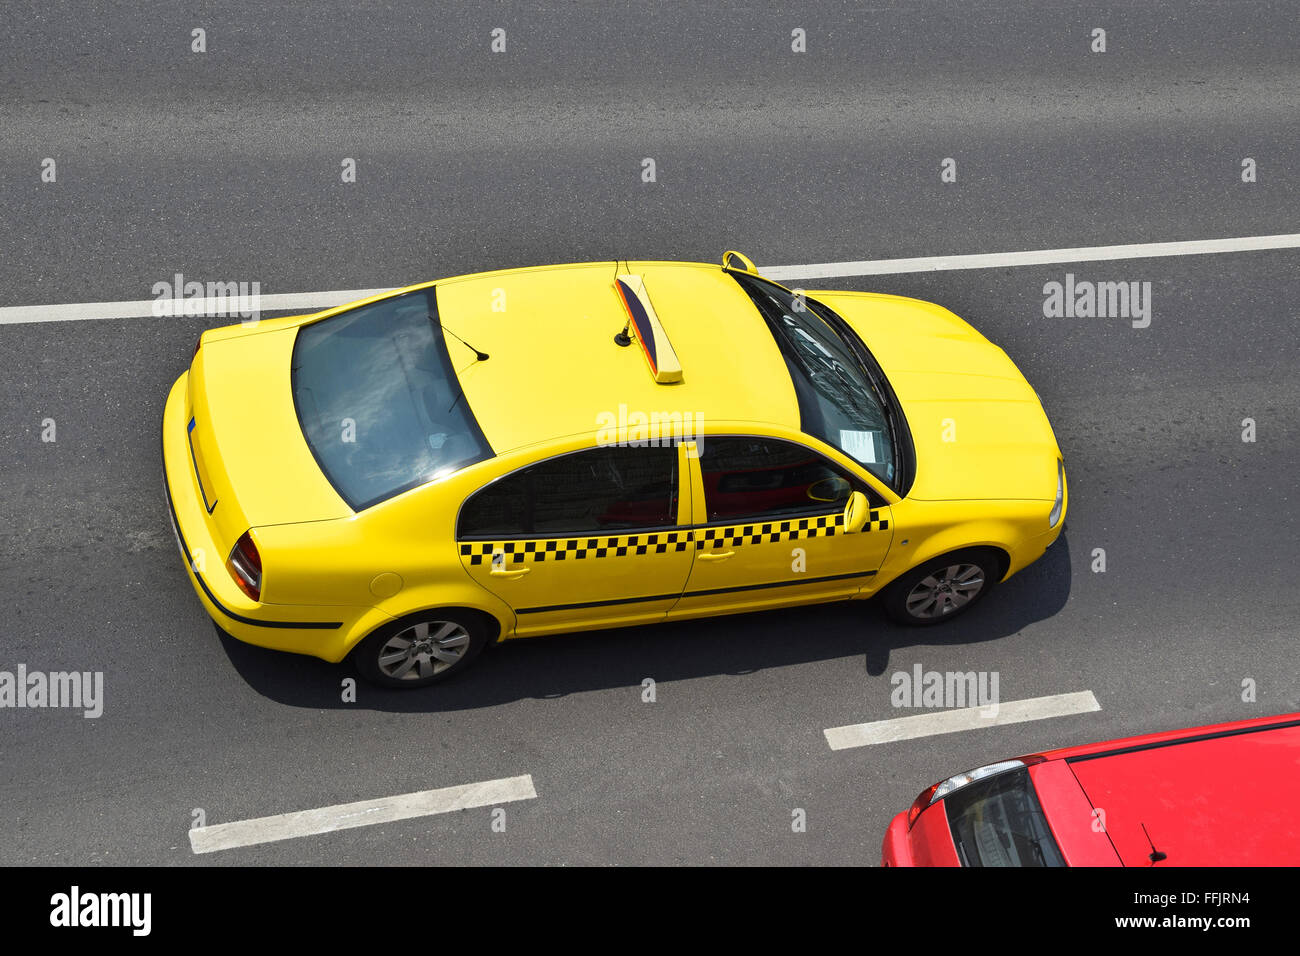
[0,0,1297,865]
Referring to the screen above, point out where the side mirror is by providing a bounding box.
[722,250,758,274]
[807,475,851,502]
[843,491,870,533]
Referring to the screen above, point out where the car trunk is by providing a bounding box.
[186,325,352,555]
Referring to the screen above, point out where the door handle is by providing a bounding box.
[697,550,735,562]
[490,566,532,579]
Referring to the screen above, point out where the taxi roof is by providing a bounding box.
[434,260,800,454]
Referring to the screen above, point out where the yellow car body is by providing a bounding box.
[162,255,1066,684]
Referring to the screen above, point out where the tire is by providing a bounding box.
[352,610,490,688]
[882,549,1002,626]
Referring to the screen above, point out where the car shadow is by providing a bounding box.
[218,533,1073,711]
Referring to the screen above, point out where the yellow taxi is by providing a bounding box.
[162,251,1066,687]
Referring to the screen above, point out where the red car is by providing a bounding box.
[882,712,1300,866]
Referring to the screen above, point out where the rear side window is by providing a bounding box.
[943,767,1066,867]
[698,436,858,524]
[459,446,679,538]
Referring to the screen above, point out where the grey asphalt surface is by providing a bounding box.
[0,1,1296,865]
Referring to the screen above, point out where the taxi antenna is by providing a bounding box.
[613,260,632,346]
[444,326,489,362]
[1141,822,1167,864]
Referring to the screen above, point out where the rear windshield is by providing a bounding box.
[943,766,1066,867]
[291,288,492,510]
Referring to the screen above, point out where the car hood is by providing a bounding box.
[811,291,1062,501]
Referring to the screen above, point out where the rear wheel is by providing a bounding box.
[882,550,1002,626]
[353,611,490,688]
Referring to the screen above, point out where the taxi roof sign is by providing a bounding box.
[614,274,683,384]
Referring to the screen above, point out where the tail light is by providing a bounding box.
[192,332,203,362]
[226,531,262,601]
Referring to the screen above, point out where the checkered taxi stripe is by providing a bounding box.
[459,511,889,565]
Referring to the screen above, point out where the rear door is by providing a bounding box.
[669,435,892,619]
[457,443,695,637]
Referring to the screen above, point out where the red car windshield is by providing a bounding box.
[944,766,1066,867]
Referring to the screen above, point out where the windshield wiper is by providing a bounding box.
[953,835,972,866]
[811,301,908,485]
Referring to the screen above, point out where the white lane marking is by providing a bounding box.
[0,288,391,325]
[823,691,1101,751]
[4,232,1298,325]
[764,233,1300,281]
[188,774,537,854]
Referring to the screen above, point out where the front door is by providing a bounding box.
[670,436,893,619]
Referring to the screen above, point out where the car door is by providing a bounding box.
[457,443,695,637]
[669,435,893,619]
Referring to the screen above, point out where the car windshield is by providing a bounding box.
[291,288,492,510]
[731,273,898,485]
[943,766,1066,867]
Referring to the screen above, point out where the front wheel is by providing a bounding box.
[881,550,1002,626]
[352,611,490,688]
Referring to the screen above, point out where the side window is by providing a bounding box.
[457,468,530,538]
[458,445,679,538]
[698,436,858,524]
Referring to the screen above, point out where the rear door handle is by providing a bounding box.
[697,550,735,562]
[490,566,531,579]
